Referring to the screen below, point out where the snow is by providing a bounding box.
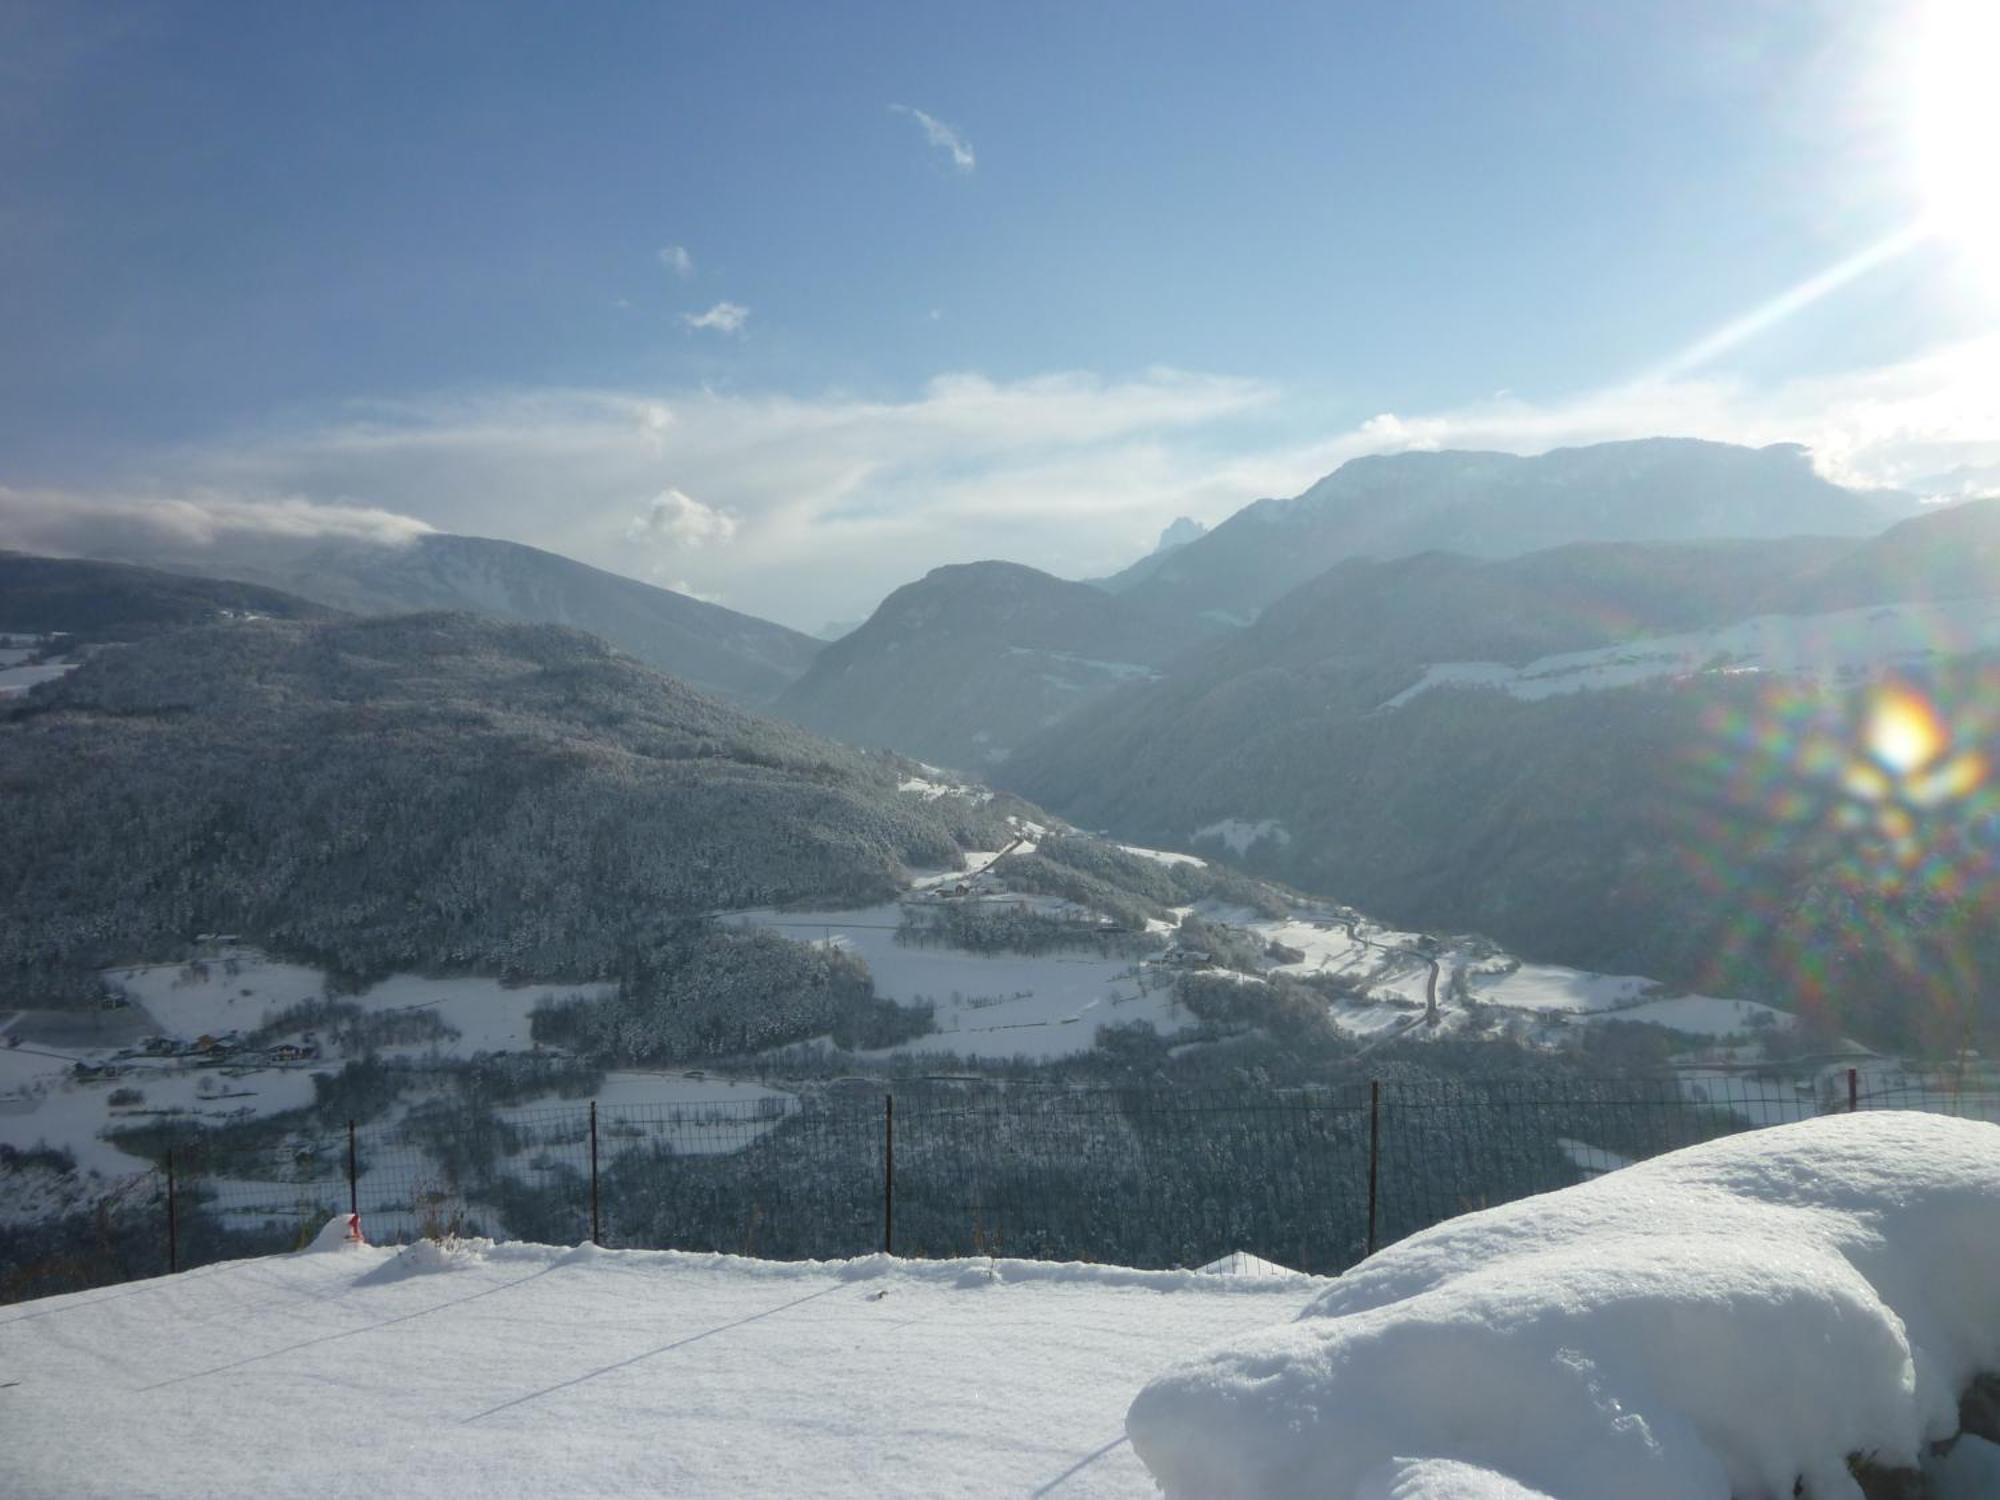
[1468,963,1654,1014]
[106,949,614,1057]
[1116,843,1207,869]
[0,660,77,696]
[0,1060,320,1180]
[1192,818,1292,857]
[0,1241,1322,1499]
[1196,1250,1305,1278]
[1127,1112,2000,1500]
[897,773,992,803]
[724,905,1191,1060]
[1380,597,2000,711]
[496,1071,797,1156]
[1601,994,1791,1036]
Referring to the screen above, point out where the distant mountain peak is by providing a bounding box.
[1155,517,1207,553]
[1113,436,1913,624]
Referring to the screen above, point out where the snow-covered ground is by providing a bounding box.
[0,660,78,696]
[0,1239,1321,1499]
[1245,911,1790,1043]
[0,952,620,1205]
[496,1070,798,1157]
[1192,817,1292,856]
[1129,1112,2000,1499]
[0,1057,320,1180]
[724,905,1189,1060]
[1381,596,2000,711]
[106,951,613,1057]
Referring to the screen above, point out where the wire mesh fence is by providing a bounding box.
[22,1065,2000,1297]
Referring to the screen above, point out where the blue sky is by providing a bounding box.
[2,0,1994,629]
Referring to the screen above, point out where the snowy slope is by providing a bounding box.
[1128,1112,2000,1500]
[0,1241,1320,1499]
[1381,596,2000,710]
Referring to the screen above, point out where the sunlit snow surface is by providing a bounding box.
[106,953,613,1058]
[1380,597,2000,710]
[724,904,1187,1060]
[0,1243,1319,1499]
[1128,1112,2000,1500]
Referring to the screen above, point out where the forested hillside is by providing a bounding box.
[775,560,1205,769]
[0,613,1013,1005]
[131,532,823,705]
[0,552,340,640]
[1007,508,2000,1052]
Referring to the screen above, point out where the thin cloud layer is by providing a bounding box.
[3,340,1993,629]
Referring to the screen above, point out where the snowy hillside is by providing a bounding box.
[1382,595,2000,709]
[0,1237,1319,1499]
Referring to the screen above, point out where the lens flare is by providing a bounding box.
[1864,685,1946,778]
[1678,666,2000,1051]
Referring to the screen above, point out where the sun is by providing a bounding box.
[1910,0,2000,283]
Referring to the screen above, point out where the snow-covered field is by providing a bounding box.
[0,953,619,1190]
[1381,596,2000,710]
[0,660,78,696]
[1192,817,1292,856]
[0,1238,1319,1499]
[1129,1112,2000,1499]
[496,1070,798,1157]
[0,1056,320,1180]
[1245,910,1790,1043]
[725,905,1188,1060]
[106,951,613,1057]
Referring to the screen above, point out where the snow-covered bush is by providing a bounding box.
[1127,1112,2000,1500]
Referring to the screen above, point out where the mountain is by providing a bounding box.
[1003,508,2000,1052]
[128,532,820,705]
[0,551,339,641]
[773,560,1207,771]
[1086,515,1212,594]
[0,611,1013,1014]
[1100,438,1909,626]
[1772,498,2000,613]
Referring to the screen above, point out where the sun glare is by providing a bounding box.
[1865,685,1945,776]
[1911,0,2000,282]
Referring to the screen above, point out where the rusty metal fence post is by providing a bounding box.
[1365,1079,1381,1257]
[883,1094,895,1256]
[589,1100,602,1247]
[165,1147,178,1274]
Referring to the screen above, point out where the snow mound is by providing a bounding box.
[1196,1250,1303,1278]
[355,1234,498,1282]
[1356,1459,1557,1500]
[299,1213,365,1253]
[1127,1113,2000,1500]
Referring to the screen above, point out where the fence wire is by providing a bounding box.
[12,1067,2000,1300]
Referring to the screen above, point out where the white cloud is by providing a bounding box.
[1305,334,2000,497]
[627,488,737,550]
[657,244,695,279]
[682,301,749,335]
[0,486,433,558]
[890,104,975,172]
[10,337,1995,630]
